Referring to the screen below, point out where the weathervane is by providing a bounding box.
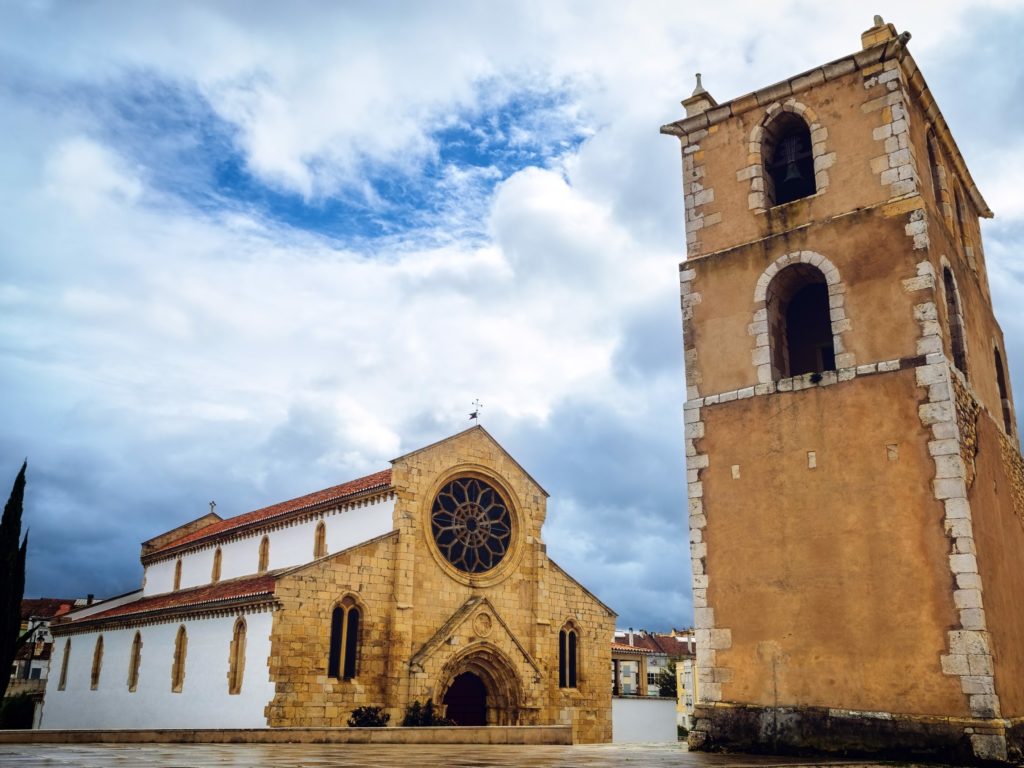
[469,399,483,423]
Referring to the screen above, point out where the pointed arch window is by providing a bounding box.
[926,130,944,211]
[58,638,71,691]
[764,112,816,206]
[943,267,968,379]
[173,558,182,591]
[127,631,142,692]
[955,186,969,246]
[171,625,187,693]
[228,617,246,695]
[327,596,360,681]
[559,623,578,689]
[766,264,835,379]
[314,521,327,559]
[90,635,103,690]
[211,547,222,583]
[258,536,270,573]
[995,347,1014,435]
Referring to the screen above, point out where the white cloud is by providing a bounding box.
[2,1,1023,631]
[44,137,143,214]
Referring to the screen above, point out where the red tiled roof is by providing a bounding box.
[610,642,647,654]
[649,633,696,657]
[612,632,696,657]
[63,574,278,625]
[148,469,393,557]
[21,598,77,621]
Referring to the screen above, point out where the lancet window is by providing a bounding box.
[327,596,360,681]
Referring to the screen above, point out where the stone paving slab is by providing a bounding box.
[0,743,953,767]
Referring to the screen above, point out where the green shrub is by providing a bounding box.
[401,699,452,726]
[347,705,390,727]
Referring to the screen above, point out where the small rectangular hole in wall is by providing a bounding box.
[731,465,741,479]
[807,451,817,469]
[886,444,899,462]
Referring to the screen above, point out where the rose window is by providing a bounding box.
[431,477,512,574]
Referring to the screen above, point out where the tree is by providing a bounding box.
[656,660,677,698]
[0,461,28,701]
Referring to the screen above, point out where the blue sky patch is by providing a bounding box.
[70,73,589,246]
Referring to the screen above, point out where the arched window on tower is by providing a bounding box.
[211,547,222,583]
[327,596,360,681]
[314,521,327,559]
[258,536,270,574]
[90,635,103,690]
[943,267,968,379]
[127,631,142,692]
[763,113,816,206]
[995,347,1013,435]
[558,622,579,689]
[926,130,943,210]
[58,639,71,691]
[228,617,246,695]
[171,625,187,693]
[765,265,836,379]
[955,186,969,247]
[173,558,182,591]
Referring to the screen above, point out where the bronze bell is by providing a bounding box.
[779,136,804,182]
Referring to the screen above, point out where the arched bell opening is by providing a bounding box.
[765,264,836,379]
[763,112,816,206]
[436,645,523,726]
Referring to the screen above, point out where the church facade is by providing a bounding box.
[663,16,1024,762]
[41,427,615,742]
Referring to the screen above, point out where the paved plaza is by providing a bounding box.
[0,742,940,768]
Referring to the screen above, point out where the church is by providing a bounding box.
[40,427,615,742]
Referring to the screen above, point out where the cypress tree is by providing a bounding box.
[0,461,28,701]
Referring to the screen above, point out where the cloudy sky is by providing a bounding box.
[2,1,1023,632]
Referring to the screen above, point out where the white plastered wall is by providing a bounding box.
[40,611,275,729]
[143,497,394,595]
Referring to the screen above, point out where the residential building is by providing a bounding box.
[7,598,79,728]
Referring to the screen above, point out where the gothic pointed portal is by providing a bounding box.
[436,644,523,726]
[442,671,487,726]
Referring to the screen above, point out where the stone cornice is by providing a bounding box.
[660,34,991,219]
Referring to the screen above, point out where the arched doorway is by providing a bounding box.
[442,671,487,726]
[436,644,523,726]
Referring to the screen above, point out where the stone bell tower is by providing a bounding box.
[662,17,1024,763]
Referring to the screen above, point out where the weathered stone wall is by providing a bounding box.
[389,428,614,743]
[266,532,398,726]
[698,370,966,716]
[969,413,1024,719]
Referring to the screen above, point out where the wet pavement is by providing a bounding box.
[0,742,930,767]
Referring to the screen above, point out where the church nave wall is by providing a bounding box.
[42,611,275,729]
[142,496,395,595]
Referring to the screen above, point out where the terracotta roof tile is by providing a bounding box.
[63,574,278,625]
[148,468,392,557]
[610,642,646,654]
[21,598,77,620]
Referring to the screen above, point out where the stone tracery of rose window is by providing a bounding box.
[431,477,512,574]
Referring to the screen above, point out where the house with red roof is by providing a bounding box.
[40,427,616,742]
